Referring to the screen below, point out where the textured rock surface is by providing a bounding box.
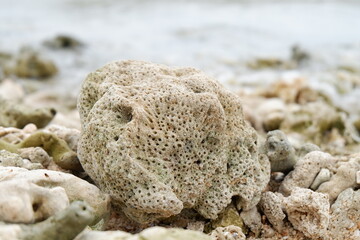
[3,47,58,79]
[0,131,81,171]
[284,188,330,239]
[259,192,285,232]
[19,147,51,168]
[280,101,343,146]
[0,179,69,223]
[239,207,261,236]
[78,60,270,223]
[0,97,56,129]
[279,151,335,196]
[211,204,246,234]
[45,125,81,152]
[0,201,93,240]
[317,153,360,202]
[76,227,211,240]
[0,167,110,225]
[0,150,42,170]
[327,188,360,240]
[310,168,331,190]
[262,130,296,172]
[210,225,246,240]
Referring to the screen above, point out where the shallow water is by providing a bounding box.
[1,0,360,95]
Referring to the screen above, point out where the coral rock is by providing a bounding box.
[210,225,246,240]
[78,60,270,223]
[262,130,297,172]
[259,192,285,232]
[328,188,360,240]
[284,188,330,239]
[279,151,335,196]
[77,226,211,240]
[3,47,58,79]
[317,153,360,202]
[0,150,43,170]
[310,168,331,190]
[0,97,56,129]
[239,207,262,236]
[0,201,94,240]
[0,167,110,225]
[0,179,69,223]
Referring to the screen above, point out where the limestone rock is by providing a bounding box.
[310,168,331,190]
[327,188,360,240]
[296,142,320,157]
[0,131,81,171]
[45,125,80,152]
[0,167,110,225]
[0,97,56,129]
[211,204,246,234]
[259,192,285,232]
[0,124,37,145]
[280,101,344,146]
[279,151,335,196]
[77,227,211,240]
[317,153,360,202]
[0,201,93,240]
[0,179,69,223]
[3,47,58,79]
[210,225,246,240]
[239,207,262,236]
[19,147,51,168]
[0,150,42,170]
[262,130,296,172]
[78,60,270,223]
[284,188,330,239]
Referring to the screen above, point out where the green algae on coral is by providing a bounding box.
[19,201,94,240]
[0,132,81,171]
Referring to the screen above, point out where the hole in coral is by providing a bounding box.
[32,202,41,212]
[114,105,133,123]
[114,136,119,141]
[50,108,57,116]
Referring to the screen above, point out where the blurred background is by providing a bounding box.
[1,0,360,136]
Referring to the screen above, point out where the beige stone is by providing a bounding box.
[78,60,270,223]
[0,167,110,225]
[284,188,330,239]
[279,151,335,196]
[317,153,360,202]
[0,179,69,223]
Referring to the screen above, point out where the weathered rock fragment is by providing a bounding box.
[78,60,270,223]
[283,188,330,239]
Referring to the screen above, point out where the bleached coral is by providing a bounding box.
[78,60,270,223]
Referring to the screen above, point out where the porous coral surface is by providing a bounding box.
[78,60,270,223]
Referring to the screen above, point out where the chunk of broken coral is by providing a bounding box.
[0,131,81,171]
[279,151,335,196]
[0,201,94,240]
[327,188,360,240]
[78,60,270,223]
[0,167,110,225]
[210,225,246,240]
[0,97,56,129]
[317,153,360,202]
[284,188,330,239]
[76,227,211,240]
[3,47,58,79]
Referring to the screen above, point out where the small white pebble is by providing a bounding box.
[356,171,360,185]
